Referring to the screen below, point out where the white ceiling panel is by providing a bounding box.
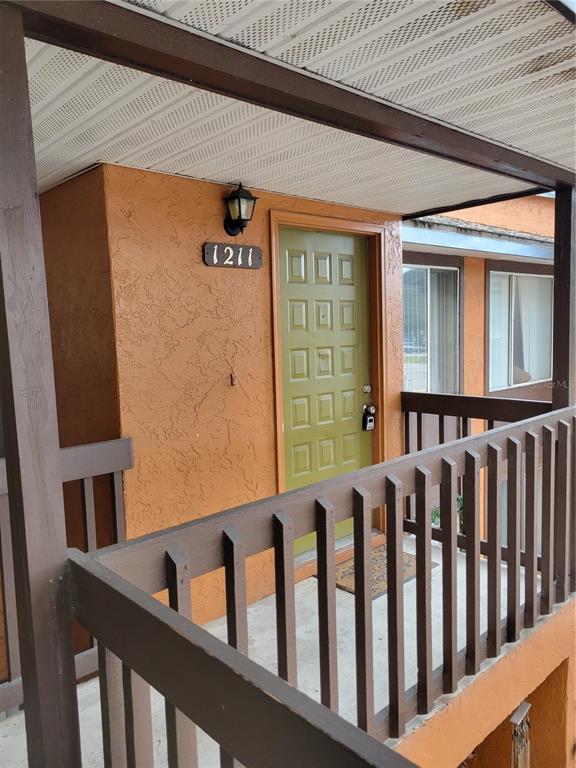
[27,0,575,214]
[121,0,575,170]
[27,39,534,214]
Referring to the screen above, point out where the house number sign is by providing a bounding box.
[203,242,263,269]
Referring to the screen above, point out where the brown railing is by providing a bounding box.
[69,550,417,768]
[70,406,575,765]
[401,391,553,450]
[0,437,133,712]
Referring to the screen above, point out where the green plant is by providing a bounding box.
[431,495,464,529]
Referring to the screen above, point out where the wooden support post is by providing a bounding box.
[0,6,81,765]
[552,187,575,409]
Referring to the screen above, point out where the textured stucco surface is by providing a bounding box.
[41,167,121,651]
[446,195,555,238]
[463,257,486,400]
[41,167,120,452]
[468,659,569,768]
[101,165,402,620]
[41,167,121,550]
[396,599,576,768]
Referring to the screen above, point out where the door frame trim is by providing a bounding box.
[270,210,389,493]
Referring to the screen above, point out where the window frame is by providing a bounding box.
[486,260,554,394]
[402,252,463,395]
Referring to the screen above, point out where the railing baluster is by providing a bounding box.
[404,410,411,455]
[81,476,99,681]
[507,437,521,643]
[316,497,338,713]
[464,450,480,675]
[541,425,556,615]
[98,645,128,768]
[415,467,432,714]
[113,470,126,542]
[221,527,249,768]
[554,420,570,603]
[352,486,374,733]
[416,412,423,451]
[273,512,297,685]
[122,665,154,768]
[223,527,249,653]
[165,546,197,768]
[487,443,502,658]
[81,476,97,552]
[571,416,576,594]
[440,458,457,694]
[385,476,405,738]
[524,431,539,629]
[438,414,445,445]
[404,411,413,520]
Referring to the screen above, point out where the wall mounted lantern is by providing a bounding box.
[223,183,258,236]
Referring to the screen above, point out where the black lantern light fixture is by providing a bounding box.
[223,183,258,236]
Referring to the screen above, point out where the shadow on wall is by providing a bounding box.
[465,659,569,768]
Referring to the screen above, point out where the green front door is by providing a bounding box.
[279,227,373,555]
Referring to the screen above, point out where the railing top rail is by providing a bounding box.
[0,437,133,494]
[401,391,552,421]
[95,407,575,594]
[69,550,417,768]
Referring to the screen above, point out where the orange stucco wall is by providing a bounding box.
[462,257,486,399]
[467,659,569,768]
[100,165,401,533]
[448,195,555,238]
[95,164,402,620]
[41,168,120,453]
[40,168,121,652]
[40,168,121,549]
[396,600,576,768]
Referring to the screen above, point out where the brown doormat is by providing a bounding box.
[334,546,437,599]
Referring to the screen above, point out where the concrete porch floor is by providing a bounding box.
[0,535,524,767]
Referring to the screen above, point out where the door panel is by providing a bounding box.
[279,227,372,554]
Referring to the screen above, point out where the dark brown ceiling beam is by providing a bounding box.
[10,0,575,191]
[542,0,575,25]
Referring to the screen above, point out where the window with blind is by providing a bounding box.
[488,271,553,391]
[403,264,460,394]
